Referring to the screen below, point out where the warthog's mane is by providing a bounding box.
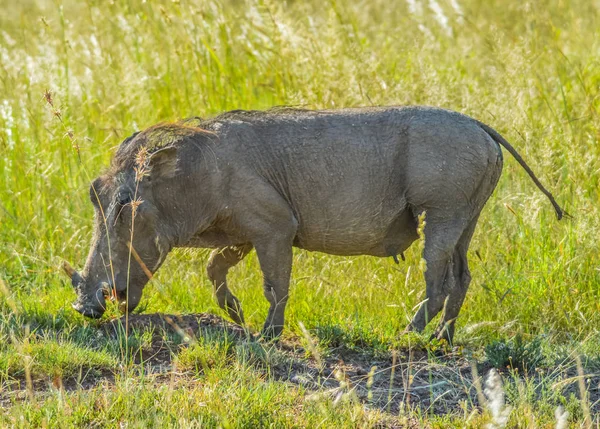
[214,106,313,120]
[107,108,315,176]
[109,120,215,175]
[198,106,315,128]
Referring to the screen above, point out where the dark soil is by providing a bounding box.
[103,312,247,339]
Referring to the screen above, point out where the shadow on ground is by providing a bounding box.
[101,313,485,415]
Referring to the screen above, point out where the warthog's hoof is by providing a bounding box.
[259,325,283,342]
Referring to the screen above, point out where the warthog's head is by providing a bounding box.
[66,124,208,318]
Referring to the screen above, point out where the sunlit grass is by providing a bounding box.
[0,339,115,380]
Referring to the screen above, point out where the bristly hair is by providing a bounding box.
[198,106,314,130]
[107,108,311,175]
[109,122,215,175]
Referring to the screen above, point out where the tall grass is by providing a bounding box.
[0,0,599,426]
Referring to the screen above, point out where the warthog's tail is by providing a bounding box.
[476,121,565,220]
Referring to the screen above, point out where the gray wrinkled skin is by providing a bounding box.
[70,106,563,342]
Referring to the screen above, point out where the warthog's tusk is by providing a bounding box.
[61,261,77,278]
[61,261,83,289]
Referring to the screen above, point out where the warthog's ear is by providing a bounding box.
[148,146,178,179]
[89,176,106,207]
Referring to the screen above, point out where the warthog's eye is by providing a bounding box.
[117,193,132,206]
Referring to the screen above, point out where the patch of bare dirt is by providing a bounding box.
[275,342,476,415]
[100,313,479,414]
[102,312,248,368]
[103,312,247,339]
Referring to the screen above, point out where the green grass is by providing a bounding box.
[0,339,115,379]
[0,371,385,428]
[1,0,599,426]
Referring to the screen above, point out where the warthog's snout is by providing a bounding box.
[63,261,108,319]
[72,298,106,319]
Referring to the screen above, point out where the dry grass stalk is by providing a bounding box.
[43,89,80,161]
[0,277,18,314]
[387,349,397,413]
[298,322,323,373]
[127,242,153,281]
[22,325,34,404]
[470,361,487,411]
[576,355,592,429]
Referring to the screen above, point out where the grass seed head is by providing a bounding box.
[134,147,150,182]
[43,89,54,107]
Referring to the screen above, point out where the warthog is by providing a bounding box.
[64,106,564,342]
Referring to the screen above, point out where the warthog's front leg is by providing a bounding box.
[255,239,294,340]
[231,178,298,340]
[207,244,253,325]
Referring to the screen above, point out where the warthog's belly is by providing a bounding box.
[293,207,418,258]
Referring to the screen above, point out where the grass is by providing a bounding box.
[0,373,385,428]
[0,0,599,426]
[0,339,115,380]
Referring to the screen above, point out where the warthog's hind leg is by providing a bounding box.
[433,216,479,343]
[207,244,253,325]
[406,216,468,338]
